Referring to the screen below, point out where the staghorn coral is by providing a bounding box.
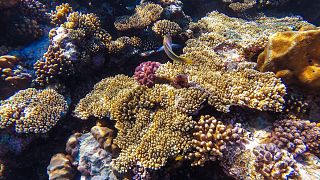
[114,3,163,31]
[134,61,161,87]
[272,119,320,156]
[0,88,68,133]
[47,153,75,180]
[50,3,73,26]
[0,55,32,99]
[188,11,310,60]
[253,143,299,179]
[152,20,182,36]
[187,115,248,166]
[257,27,320,90]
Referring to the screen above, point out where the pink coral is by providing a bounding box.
[134,61,161,87]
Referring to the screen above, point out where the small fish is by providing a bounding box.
[140,43,181,57]
[163,34,193,64]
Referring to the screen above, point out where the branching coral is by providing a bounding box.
[75,75,211,172]
[0,55,32,99]
[152,20,182,36]
[272,119,320,156]
[0,88,68,133]
[156,59,286,112]
[134,61,161,87]
[187,115,248,166]
[253,143,299,179]
[114,3,163,31]
[257,26,320,90]
[50,3,73,26]
[47,153,75,180]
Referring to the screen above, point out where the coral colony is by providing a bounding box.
[0,0,319,179]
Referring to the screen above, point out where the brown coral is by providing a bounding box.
[257,27,320,90]
[272,119,320,156]
[114,3,163,31]
[152,20,182,36]
[34,45,74,86]
[0,55,32,99]
[75,76,211,172]
[47,153,75,180]
[91,125,117,154]
[50,3,73,26]
[187,115,247,166]
[0,88,68,133]
[253,143,299,179]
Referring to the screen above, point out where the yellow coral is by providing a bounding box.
[114,3,163,31]
[0,88,68,133]
[152,20,182,36]
[188,115,248,166]
[257,27,320,90]
[50,3,73,26]
[74,76,209,172]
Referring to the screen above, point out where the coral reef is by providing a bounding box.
[187,115,248,166]
[188,11,310,60]
[152,19,182,36]
[114,3,163,31]
[253,143,299,179]
[47,153,76,180]
[272,119,320,156]
[134,61,161,87]
[221,0,291,13]
[257,26,320,90]
[0,88,68,133]
[50,3,73,26]
[75,75,212,172]
[0,55,32,99]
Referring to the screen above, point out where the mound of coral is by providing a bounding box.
[0,88,68,133]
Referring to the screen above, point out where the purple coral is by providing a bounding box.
[134,61,161,87]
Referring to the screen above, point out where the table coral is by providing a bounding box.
[0,55,32,99]
[47,153,75,180]
[188,11,310,60]
[0,88,68,133]
[253,143,300,179]
[272,119,320,156]
[187,115,248,166]
[114,2,163,31]
[257,27,320,90]
[152,20,182,36]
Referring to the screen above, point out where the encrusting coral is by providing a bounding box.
[253,143,300,179]
[114,2,163,31]
[47,153,75,180]
[187,115,248,166]
[257,26,320,90]
[272,119,320,156]
[152,19,182,36]
[0,88,68,133]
